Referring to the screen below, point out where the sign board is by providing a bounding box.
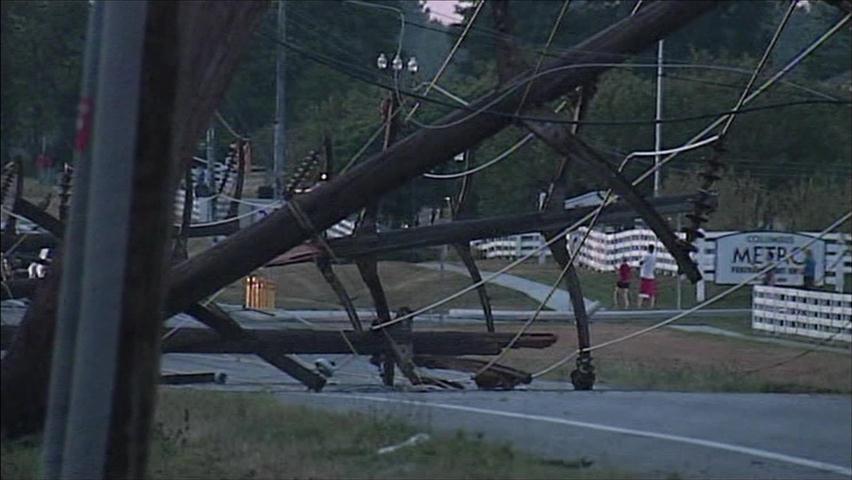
[714,231,824,286]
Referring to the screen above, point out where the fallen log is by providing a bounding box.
[159,372,226,385]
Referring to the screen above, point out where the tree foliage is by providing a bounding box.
[1,0,849,228]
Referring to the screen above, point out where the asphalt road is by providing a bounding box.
[162,352,852,480]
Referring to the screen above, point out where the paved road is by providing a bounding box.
[418,262,599,312]
[163,353,852,480]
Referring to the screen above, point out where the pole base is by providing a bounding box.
[570,354,596,391]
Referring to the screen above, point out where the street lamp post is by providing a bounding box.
[375,52,417,229]
[376,52,417,149]
[440,195,451,277]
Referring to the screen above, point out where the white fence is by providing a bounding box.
[472,227,850,287]
[752,285,851,343]
[565,228,850,287]
[472,234,552,259]
[174,161,237,223]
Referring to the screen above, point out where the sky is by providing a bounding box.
[423,0,463,24]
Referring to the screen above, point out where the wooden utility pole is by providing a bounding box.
[448,148,496,332]
[273,0,287,198]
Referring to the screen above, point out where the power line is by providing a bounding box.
[281,10,840,103]
[259,35,851,128]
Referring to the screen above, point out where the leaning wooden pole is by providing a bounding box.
[540,86,597,390]
[449,148,495,332]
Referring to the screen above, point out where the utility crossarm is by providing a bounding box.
[324,194,707,259]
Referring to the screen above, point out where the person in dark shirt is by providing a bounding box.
[613,257,632,308]
[762,252,776,286]
[803,249,816,290]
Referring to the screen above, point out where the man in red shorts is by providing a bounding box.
[638,244,657,308]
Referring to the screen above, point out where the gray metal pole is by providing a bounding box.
[41,2,104,477]
[206,126,216,220]
[654,40,664,197]
[676,213,682,309]
[59,2,147,478]
[273,0,287,199]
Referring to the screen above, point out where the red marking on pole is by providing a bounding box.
[74,98,94,153]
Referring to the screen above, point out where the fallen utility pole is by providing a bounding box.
[1,324,557,355]
[164,1,716,318]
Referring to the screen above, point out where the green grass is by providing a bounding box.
[2,389,636,480]
[211,260,541,311]
[535,357,849,394]
[476,259,752,310]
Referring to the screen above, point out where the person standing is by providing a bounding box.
[613,257,632,308]
[762,252,776,286]
[803,249,815,290]
[638,244,657,308]
[35,152,54,185]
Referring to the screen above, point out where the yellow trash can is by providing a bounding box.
[244,274,277,310]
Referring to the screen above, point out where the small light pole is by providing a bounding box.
[376,52,417,228]
[440,195,451,276]
[376,53,418,150]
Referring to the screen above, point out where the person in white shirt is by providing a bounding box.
[638,244,657,308]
